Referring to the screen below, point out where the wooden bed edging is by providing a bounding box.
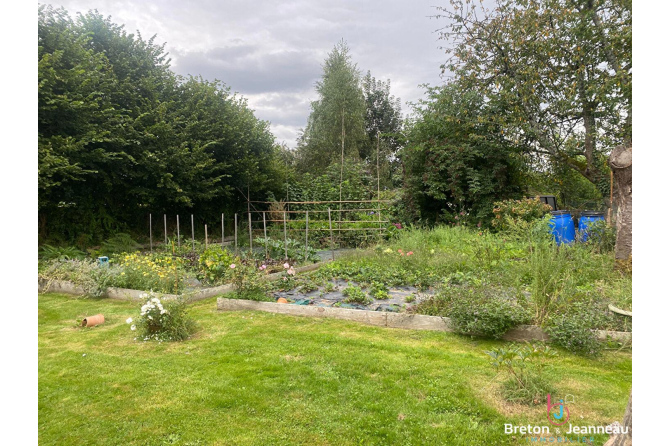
[216,297,632,344]
[37,261,328,302]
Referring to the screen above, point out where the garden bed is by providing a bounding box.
[216,296,632,344]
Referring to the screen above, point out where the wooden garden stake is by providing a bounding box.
[263,212,268,259]
[283,211,288,260]
[163,214,167,245]
[205,224,208,248]
[248,212,253,252]
[191,214,195,251]
[305,210,309,262]
[176,215,180,248]
[328,208,335,261]
[149,213,153,252]
[234,213,238,255]
[221,213,225,248]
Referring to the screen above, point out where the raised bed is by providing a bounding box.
[216,296,632,344]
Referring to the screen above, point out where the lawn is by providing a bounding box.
[39,292,631,445]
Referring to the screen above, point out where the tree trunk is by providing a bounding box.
[609,145,632,260]
[603,390,632,446]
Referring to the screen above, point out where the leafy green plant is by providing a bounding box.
[39,245,87,261]
[486,343,558,404]
[368,282,390,300]
[255,237,320,263]
[38,259,122,298]
[198,246,235,284]
[491,198,552,232]
[405,294,416,303]
[446,287,531,339]
[581,220,616,253]
[115,252,184,294]
[545,313,603,356]
[100,233,141,255]
[229,261,270,300]
[342,285,372,305]
[128,292,196,341]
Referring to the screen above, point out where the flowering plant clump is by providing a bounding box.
[278,262,297,290]
[128,292,195,341]
[229,259,269,299]
[116,252,184,293]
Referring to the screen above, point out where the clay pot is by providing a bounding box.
[82,314,105,327]
[276,298,288,304]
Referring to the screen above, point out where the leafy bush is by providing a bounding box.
[446,287,531,338]
[342,285,372,305]
[229,260,271,300]
[100,233,141,255]
[491,198,552,232]
[581,219,616,253]
[545,313,603,356]
[198,246,235,284]
[128,293,195,341]
[255,237,320,263]
[486,343,558,404]
[39,245,87,261]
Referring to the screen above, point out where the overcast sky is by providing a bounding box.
[48,0,450,148]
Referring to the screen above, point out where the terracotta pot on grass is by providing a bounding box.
[82,314,105,327]
[276,298,288,304]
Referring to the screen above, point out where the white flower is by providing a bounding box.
[130,325,136,331]
[139,293,148,299]
[126,317,133,324]
[151,297,160,304]
[160,309,168,315]
[283,263,290,269]
[148,315,153,320]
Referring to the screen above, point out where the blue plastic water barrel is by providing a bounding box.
[549,211,576,245]
[578,211,605,242]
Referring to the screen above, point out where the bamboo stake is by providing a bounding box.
[177,215,180,248]
[221,213,225,248]
[164,214,167,245]
[328,208,335,261]
[149,214,153,253]
[234,213,238,255]
[248,212,253,252]
[305,210,309,262]
[205,224,208,248]
[263,212,268,259]
[283,211,288,260]
[191,214,195,251]
[607,170,614,225]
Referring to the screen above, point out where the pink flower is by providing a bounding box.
[259,264,267,271]
[283,263,290,269]
[407,251,414,256]
[229,264,236,269]
[398,249,403,254]
[287,268,296,276]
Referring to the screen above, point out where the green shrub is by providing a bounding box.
[447,287,531,339]
[545,313,603,356]
[368,282,390,299]
[129,293,196,341]
[486,343,558,404]
[198,246,235,284]
[491,198,552,232]
[229,260,271,300]
[100,233,142,255]
[255,237,320,263]
[39,244,87,261]
[581,220,616,253]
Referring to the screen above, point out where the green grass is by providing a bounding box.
[40,293,631,445]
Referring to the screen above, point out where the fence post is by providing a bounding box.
[177,215,180,248]
[164,214,167,245]
[263,212,268,259]
[191,214,195,251]
[248,212,253,253]
[328,208,335,261]
[205,224,208,249]
[221,213,225,249]
[305,210,309,263]
[283,211,288,260]
[149,213,153,253]
[234,213,238,255]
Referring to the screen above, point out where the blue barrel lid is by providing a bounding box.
[551,210,572,216]
[580,210,604,217]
